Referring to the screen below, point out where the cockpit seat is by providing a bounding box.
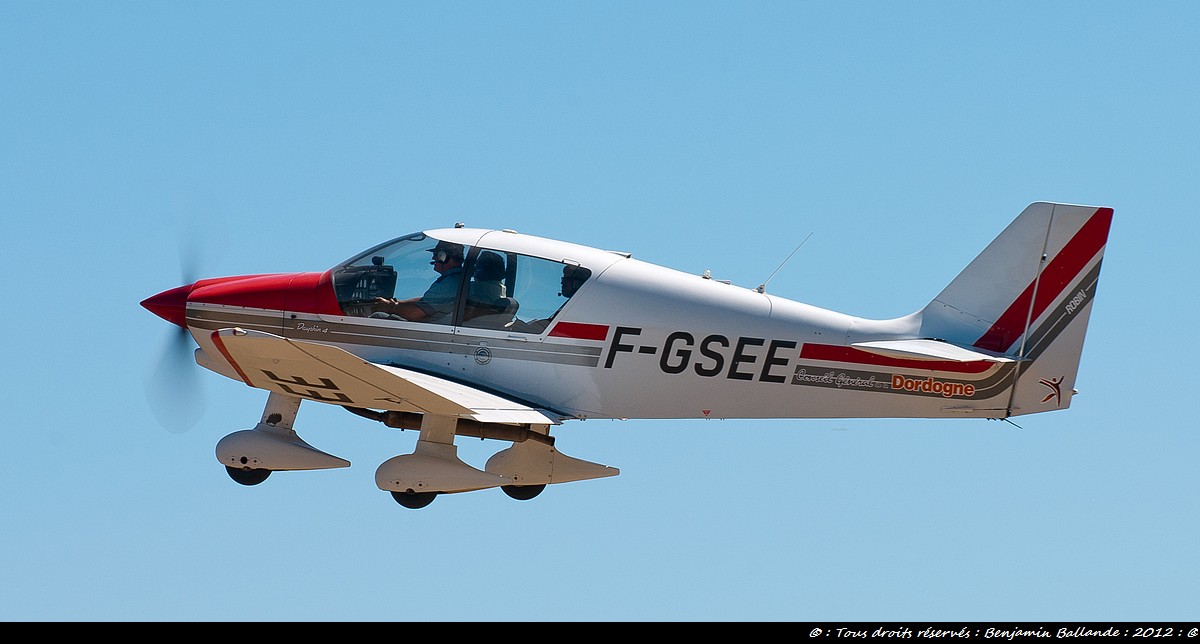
[464,296,519,329]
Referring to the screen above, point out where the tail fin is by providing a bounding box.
[919,202,1113,416]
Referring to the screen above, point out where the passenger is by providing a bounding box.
[517,264,590,333]
[464,251,510,323]
[371,240,465,323]
[470,251,506,302]
[558,264,588,300]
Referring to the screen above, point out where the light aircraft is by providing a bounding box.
[142,202,1112,508]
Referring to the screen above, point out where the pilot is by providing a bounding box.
[371,240,465,323]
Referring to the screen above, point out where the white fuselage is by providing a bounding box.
[186,248,1008,421]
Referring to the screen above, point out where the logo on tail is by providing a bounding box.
[1039,376,1063,406]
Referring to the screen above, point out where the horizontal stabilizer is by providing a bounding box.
[851,339,1018,363]
[210,327,558,425]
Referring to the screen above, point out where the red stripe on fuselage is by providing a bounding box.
[799,344,997,374]
[973,207,1113,352]
[210,331,254,386]
[548,321,610,341]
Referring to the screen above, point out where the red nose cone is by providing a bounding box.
[141,283,194,328]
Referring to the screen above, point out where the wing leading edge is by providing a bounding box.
[208,327,559,426]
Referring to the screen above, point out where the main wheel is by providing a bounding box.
[501,484,546,501]
[391,490,437,509]
[226,466,271,486]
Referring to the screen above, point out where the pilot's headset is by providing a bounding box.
[429,241,463,266]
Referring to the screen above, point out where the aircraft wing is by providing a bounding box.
[208,327,559,425]
[850,338,1019,363]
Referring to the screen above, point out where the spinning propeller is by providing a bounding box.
[143,251,207,434]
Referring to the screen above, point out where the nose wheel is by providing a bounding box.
[390,490,437,509]
[226,466,271,486]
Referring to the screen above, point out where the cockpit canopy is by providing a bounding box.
[331,232,591,333]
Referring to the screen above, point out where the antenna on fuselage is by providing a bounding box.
[755,232,813,294]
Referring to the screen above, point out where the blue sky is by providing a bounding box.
[2,2,1197,621]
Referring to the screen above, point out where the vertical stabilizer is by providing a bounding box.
[919,203,1113,415]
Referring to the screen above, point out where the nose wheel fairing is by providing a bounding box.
[215,392,351,480]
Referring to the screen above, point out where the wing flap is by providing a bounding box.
[210,328,558,425]
[851,338,1018,363]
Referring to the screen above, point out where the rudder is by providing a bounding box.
[919,202,1113,416]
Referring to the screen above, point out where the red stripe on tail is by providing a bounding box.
[973,207,1113,353]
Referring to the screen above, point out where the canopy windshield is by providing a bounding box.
[330,232,591,334]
